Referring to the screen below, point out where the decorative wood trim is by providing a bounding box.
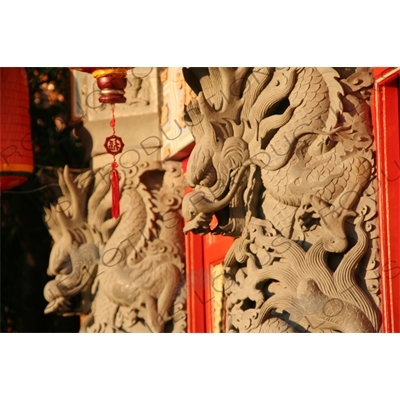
[372,67,400,332]
[203,235,234,332]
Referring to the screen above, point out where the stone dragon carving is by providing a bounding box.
[182,67,380,332]
[43,160,186,333]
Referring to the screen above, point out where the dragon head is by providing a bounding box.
[181,69,252,236]
[183,121,250,236]
[181,67,301,237]
[43,166,97,316]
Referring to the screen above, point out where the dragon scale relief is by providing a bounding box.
[182,67,380,332]
[43,160,186,333]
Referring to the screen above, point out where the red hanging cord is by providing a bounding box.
[111,161,120,219]
[104,104,124,219]
[110,105,120,219]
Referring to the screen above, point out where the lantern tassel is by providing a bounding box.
[111,161,120,219]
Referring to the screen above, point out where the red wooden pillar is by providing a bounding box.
[185,221,206,333]
[182,158,205,332]
[182,157,234,332]
[372,67,400,332]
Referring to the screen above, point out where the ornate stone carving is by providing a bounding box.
[212,262,225,333]
[182,67,380,332]
[44,160,186,333]
[160,68,197,160]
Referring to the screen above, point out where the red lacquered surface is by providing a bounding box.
[372,67,400,332]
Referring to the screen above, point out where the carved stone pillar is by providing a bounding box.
[182,67,380,333]
[43,68,187,332]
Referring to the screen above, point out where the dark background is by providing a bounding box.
[1,68,89,332]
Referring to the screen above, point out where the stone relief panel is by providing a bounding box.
[43,160,186,333]
[182,67,380,332]
[160,67,197,160]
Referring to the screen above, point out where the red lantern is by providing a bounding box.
[71,67,131,103]
[0,68,34,192]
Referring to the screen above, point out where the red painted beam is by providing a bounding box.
[372,67,400,332]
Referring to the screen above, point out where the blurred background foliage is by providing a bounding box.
[1,67,89,332]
